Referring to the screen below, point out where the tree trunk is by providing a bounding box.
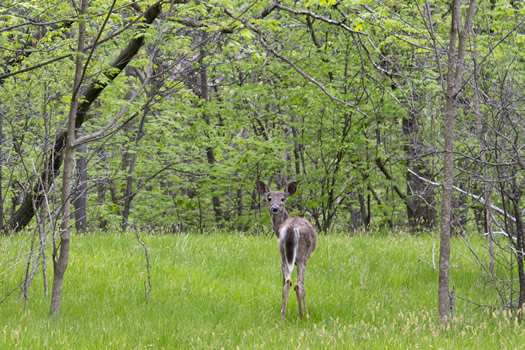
[438,0,477,324]
[122,112,147,231]
[73,139,87,233]
[0,116,3,227]
[120,118,135,230]
[50,0,87,316]
[199,34,224,227]
[206,147,224,226]
[358,193,370,229]
[236,188,244,231]
[121,155,136,231]
[514,197,525,311]
[291,117,302,176]
[438,69,455,326]
[472,32,495,276]
[349,192,363,230]
[95,147,110,229]
[402,114,437,229]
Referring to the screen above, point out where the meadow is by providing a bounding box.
[1,231,524,349]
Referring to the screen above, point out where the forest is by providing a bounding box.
[0,0,524,343]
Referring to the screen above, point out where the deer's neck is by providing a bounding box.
[271,209,289,238]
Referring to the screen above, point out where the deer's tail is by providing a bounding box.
[285,227,300,275]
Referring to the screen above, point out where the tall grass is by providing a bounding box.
[1,231,524,348]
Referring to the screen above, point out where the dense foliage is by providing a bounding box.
[1,0,523,233]
[0,0,523,318]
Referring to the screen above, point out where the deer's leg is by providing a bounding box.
[280,245,292,320]
[294,282,303,317]
[295,262,308,316]
[281,276,292,320]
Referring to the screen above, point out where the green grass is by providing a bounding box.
[1,231,524,348]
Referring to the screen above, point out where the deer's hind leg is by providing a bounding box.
[294,261,308,316]
[280,244,292,320]
[281,275,292,320]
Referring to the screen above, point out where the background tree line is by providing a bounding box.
[0,0,523,320]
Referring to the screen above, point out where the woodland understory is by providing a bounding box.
[1,0,523,321]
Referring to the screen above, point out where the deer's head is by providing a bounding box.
[256,181,297,216]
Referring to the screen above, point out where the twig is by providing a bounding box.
[407,168,516,222]
[132,227,152,304]
[432,243,436,270]
[0,281,24,306]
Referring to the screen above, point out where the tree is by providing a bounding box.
[438,0,477,324]
[2,0,163,233]
[50,0,88,316]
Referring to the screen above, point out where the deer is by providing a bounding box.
[256,181,317,320]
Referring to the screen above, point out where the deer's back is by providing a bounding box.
[280,216,317,262]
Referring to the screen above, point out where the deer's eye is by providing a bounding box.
[280,197,285,202]
[267,196,271,201]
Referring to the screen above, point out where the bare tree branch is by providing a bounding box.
[407,168,516,222]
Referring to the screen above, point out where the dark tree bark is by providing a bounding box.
[402,114,437,229]
[349,192,363,231]
[291,117,302,177]
[73,140,88,233]
[120,118,135,225]
[199,34,224,227]
[3,1,162,233]
[357,192,371,228]
[0,116,3,227]
[236,188,245,231]
[122,111,147,231]
[513,195,525,311]
[472,32,495,275]
[375,157,414,222]
[206,147,224,225]
[95,146,110,229]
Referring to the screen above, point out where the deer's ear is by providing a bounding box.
[285,182,297,197]
[256,181,269,194]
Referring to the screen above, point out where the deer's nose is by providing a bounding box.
[271,206,279,213]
